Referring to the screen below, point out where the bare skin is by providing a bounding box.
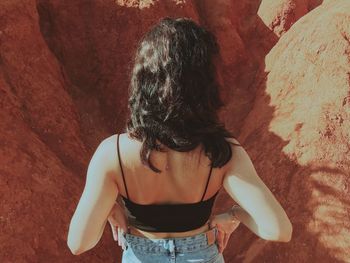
[108,132,237,251]
[68,131,291,255]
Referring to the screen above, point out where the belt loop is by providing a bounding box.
[120,230,128,251]
[206,227,216,245]
[168,240,175,253]
[208,221,217,238]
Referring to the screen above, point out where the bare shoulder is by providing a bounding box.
[223,137,243,172]
[101,133,128,154]
[99,133,138,176]
[222,136,261,189]
[99,133,119,151]
[224,137,243,150]
[225,137,240,144]
[92,134,120,178]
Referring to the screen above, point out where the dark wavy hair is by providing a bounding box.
[125,17,240,173]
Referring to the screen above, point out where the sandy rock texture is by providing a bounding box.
[258,0,323,37]
[0,0,349,262]
[236,1,350,262]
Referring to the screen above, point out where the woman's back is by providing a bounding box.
[115,132,227,206]
[67,18,292,261]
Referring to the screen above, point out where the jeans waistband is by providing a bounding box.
[123,226,218,253]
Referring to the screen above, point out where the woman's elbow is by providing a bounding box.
[67,239,83,255]
[67,234,87,255]
[260,221,293,242]
[280,219,293,242]
[68,246,83,256]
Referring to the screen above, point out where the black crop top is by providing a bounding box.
[116,134,219,232]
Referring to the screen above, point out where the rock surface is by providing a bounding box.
[0,0,349,262]
[236,1,350,262]
[258,0,323,37]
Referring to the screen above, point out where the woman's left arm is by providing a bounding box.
[67,136,119,255]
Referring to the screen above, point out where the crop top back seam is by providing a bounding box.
[116,133,214,203]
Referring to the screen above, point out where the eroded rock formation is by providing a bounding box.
[236,1,350,262]
[0,0,349,262]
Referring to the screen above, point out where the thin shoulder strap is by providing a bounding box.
[117,134,129,199]
[200,162,213,201]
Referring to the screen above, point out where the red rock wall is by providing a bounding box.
[0,0,348,262]
[236,1,350,262]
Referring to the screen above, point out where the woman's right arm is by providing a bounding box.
[223,138,293,242]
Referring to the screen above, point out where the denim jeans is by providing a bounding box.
[120,226,225,263]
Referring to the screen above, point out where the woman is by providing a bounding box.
[67,17,293,262]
